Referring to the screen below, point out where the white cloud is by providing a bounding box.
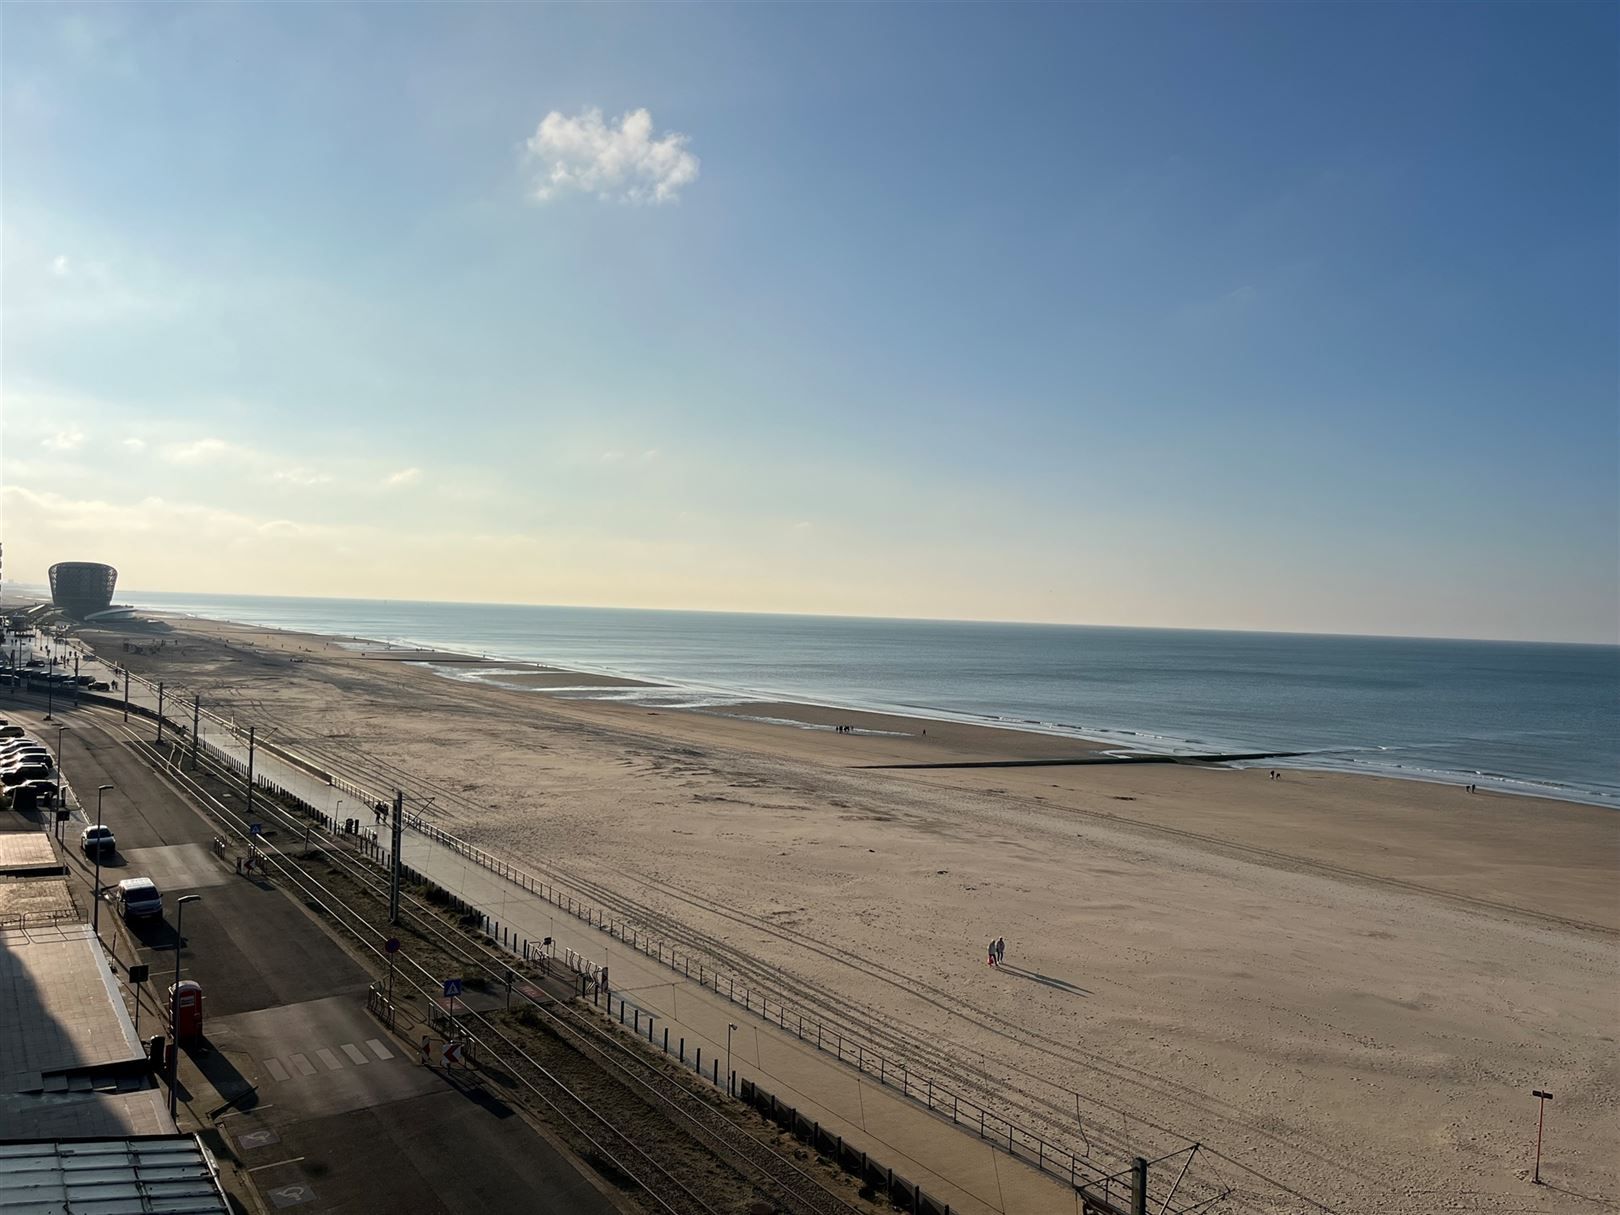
[50,255,71,278]
[384,467,422,488]
[524,107,699,205]
[122,437,146,452]
[272,466,333,487]
[42,426,86,451]
[162,437,241,465]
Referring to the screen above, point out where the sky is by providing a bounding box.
[2,2,1615,643]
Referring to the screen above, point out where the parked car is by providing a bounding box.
[80,825,117,855]
[2,749,52,768]
[0,725,26,739]
[2,765,51,787]
[114,878,163,922]
[10,781,56,810]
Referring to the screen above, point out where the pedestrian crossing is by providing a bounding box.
[258,1038,394,1083]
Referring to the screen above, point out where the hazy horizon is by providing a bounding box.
[4,579,1615,649]
[4,3,1616,645]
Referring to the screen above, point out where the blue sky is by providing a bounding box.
[3,2,1615,641]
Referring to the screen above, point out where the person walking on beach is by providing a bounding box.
[994,936,1005,965]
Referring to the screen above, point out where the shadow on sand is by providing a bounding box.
[995,963,1090,996]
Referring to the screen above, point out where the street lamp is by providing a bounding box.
[726,1022,738,1097]
[44,652,55,720]
[169,894,202,1120]
[53,726,68,839]
[91,784,114,934]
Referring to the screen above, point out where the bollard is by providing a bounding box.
[696,1047,701,1073]
[663,1027,669,1053]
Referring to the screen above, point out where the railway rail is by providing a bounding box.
[69,703,867,1215]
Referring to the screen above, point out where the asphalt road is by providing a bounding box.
[19,698,623,1215]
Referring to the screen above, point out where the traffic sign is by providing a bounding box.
[384,938,400,954]
[442,978,462,998]
[128,964,149,985]
[441,1040,463,1066]
[249,823,263,837]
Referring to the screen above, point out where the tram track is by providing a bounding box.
[78,702,868,1215]
[103,677,1301,1209]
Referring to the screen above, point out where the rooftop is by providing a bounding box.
[0,1136,230,1215]
[0,923,169,1140]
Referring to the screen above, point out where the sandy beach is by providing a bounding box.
[80,614,1620,1211]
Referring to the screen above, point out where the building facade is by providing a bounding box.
[48,562,118,619]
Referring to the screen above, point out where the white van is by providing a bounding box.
[115,878,163,922]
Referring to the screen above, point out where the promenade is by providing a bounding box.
[62,646,1087,1215]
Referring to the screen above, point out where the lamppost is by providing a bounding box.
[169,894,202,1120]
[726,1022,738,1097]
[91,784,114,934]
[53,726,68,839]
[44,652,55,720]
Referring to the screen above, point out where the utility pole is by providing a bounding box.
[388,790,404,925]
[45,652,55,720]
[156,682,165,744]
[191,698,200,770]
[73,655,80,707]
[1130,1156,1147,1215]
[121,668,129,722]
[245,727,256,818]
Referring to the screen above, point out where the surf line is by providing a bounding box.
[859,750,1312,770]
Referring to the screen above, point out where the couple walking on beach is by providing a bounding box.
[987,936,1005,967]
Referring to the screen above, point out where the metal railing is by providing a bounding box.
[81,646,1209,1205]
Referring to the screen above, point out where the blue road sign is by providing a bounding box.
[249,823,263,837]
[442,978,463,998]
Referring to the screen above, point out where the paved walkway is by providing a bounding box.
[64,651,1086,1215]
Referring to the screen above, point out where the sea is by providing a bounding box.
[118,592,1619,806]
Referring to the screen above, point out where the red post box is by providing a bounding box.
[168,979,204,1042]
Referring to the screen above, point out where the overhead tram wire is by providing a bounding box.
[96,674,1302,1209]
[141,689,1260,1203]
[73,705,717,1215]
[78,702,863,1215]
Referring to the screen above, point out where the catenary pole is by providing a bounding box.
[389,790,404,925]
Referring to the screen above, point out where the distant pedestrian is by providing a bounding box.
[987,942,997,968]
[994,936,1005,965]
